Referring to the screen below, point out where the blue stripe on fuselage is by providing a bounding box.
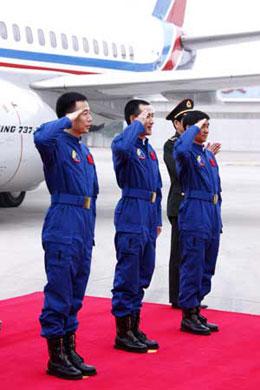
[0,47,158,72]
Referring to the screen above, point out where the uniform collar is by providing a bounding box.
[193,142,204,151]
[137,137,149,147]
[63,131,81,144]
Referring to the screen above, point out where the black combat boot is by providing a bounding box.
[46,337,83,380]
[196,308,219,332]
[63,332,97,376]
[114,316,148,353]
[132,311,159,350]
[181,308,211,335]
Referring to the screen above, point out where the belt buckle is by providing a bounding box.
[150,192,156,203]
[213,194,218,205]
[83,196,91,209]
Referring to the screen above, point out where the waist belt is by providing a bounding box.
[186,190,219,205]
[51,193,92,209]
[122,188,157,203]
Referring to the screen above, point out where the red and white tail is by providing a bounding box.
[152,0,187,27]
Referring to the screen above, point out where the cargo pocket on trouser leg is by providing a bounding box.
[112,232,142,317]
[178,232,206,309]
[40,243,74,338]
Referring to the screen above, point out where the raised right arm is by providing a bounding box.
[111,120,145,158]
[34,117,71,164]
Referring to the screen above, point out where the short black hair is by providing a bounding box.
[56,92,88,118]
[124,99,150,125]
[182,110,210,129]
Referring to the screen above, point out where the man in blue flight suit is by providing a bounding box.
[34,92,99,379]
[111,99,162,353]
[174,110,222,335]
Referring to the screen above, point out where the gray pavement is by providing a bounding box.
[0,149,260,315]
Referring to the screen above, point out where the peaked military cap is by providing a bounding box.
[166,99,194,121]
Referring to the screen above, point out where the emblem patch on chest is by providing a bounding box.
[209,158,217,167]
[71,150,81,163]
[196,155,205,167]
[150,151,157,161]
[87,153,94,165]
[136,148,146,159]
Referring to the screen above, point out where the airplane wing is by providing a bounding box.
[31,68,260,99]
[181,31,260,50]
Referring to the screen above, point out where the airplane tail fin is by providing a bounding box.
[152,0,187,27]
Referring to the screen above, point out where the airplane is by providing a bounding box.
[1,0,260,207]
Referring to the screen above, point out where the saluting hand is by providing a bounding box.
[196,118,208,129]
[206,142,221,155]
[136,108,152,125]
[66,108,87,123]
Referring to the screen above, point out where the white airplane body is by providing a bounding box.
[1,0,260,206]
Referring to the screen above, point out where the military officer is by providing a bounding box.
[34,92,99,379]
[174,110,222,335]
[111,99,162,353]
[163,99,194,308]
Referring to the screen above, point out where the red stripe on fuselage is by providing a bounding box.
[0,62,98,75]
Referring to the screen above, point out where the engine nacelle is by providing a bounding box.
[0,80,55,192]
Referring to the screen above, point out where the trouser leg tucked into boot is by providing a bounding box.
[196,308,219,332]
[132,311,159,350]
[63,332,97,376]
[181,308,211,335]
[114,316,148,353]
[47,337,82,380]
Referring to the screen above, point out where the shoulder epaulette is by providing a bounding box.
[168,135,178,143]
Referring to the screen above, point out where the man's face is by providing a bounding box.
[72,101,92,134]
[194,120,210,144]
[173,119,185,134]
[138,104,155,136]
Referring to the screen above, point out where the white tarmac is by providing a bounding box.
[0,149,260,315]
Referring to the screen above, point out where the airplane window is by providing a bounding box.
[12,24,20,42]
[103,41,108,56]
[112,43,117,58]
[38,29,45,46]
[25,26,33,44]
[82,37,89,53]
[49,31,57,48]
[129,46,134,60]
[121,44,126,59]
[72,35,79,51]
[61,33,68,49]
[93,39,99,55]
[0,21,8,39]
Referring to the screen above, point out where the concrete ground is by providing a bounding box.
[0,149,259,315]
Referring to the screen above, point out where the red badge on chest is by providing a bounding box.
[87,153,94,165]
[150,151,157,161]
[210,158,217,167]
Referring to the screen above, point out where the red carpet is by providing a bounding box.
[0,293,259,390]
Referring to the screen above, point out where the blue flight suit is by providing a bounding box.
[34,117,99,338]
[111,120,162,317]
[174,125,222,309]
